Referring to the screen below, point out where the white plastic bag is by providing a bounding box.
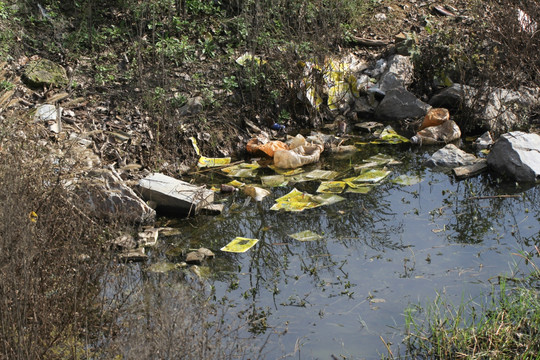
[273,144,323,169]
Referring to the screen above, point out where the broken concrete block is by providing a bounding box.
[137,173,214,216]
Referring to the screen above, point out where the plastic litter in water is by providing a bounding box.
[220,237,259,253]
[289,230,323,242]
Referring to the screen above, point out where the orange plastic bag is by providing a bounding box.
[418,108,450,131]
[246,138,288,157]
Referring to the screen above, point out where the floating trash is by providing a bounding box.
[270,188,344,212]
[345,169,392,183]
[222,162,260,177]
[243,186,271,201]
[312,193,346,207]
[354,154,400,171]
[270,188,319,212]
[392,174,423,186]
[304,169,340,180]
[289,230,323,242]
[345,185,375,194]
[261,175,288,187]
[317,181,347,194]
[221,237,259,253]
[371,126,410,145]
[268,166,305,176]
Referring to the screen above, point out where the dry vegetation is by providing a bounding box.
[0,0,539,358]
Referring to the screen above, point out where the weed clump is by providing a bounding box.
[397,252,540,359]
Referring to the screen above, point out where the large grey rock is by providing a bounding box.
[429,84,540,135]
[479,87,538,135]
[425,144,478,168]
[137,173,214,216]
[487,131,540,182]
[72,168,156,224]
[429,84,473,110]
[375,87,431,121]
[378,55,414,92]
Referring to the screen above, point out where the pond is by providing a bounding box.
[142,139,540,359]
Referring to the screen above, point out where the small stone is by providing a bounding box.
[118,248,147,262]
[138,228,159,247]
[473,131,493,150]
[453,160,488,180]
[186,251,205,264]
[111,234,137,250]
[425,144,477,168]
[197,247,215,259]
[375,13,387,21]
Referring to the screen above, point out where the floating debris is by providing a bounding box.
[316,181,347,194]
[243,186,271,201]
[271,188,345,211]
[392,174,423,186]
[345,169,392,183]
[268,166,304,176]
[270,188,319,212]
[221,237,259,253]
[222,162,261,177]
[304,169,340,180]
[289,230,323,242]
[372,126,410,144]
[261,175,288,187]
[345,185,375,194]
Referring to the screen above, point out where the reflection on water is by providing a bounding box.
[146,144,539,359]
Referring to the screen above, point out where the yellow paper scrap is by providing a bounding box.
[227,180,245,188]
[289,230,323,242]
[316,181,347,194]
[220,237,259,253]
[190,137,200,155]
[29,211,38,222]
[270,188,319,212]
[197,156,231,168]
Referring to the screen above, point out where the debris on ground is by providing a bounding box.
[197,156,232,168]
[411,108,461,145]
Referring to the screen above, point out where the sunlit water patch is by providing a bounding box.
[144,145,539,359]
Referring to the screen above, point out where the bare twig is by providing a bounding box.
[468,195,521,200]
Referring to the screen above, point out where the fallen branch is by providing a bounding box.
[349,36,389,47]
[468,195,521,200]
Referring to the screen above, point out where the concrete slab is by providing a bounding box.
[138,173,214,216]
